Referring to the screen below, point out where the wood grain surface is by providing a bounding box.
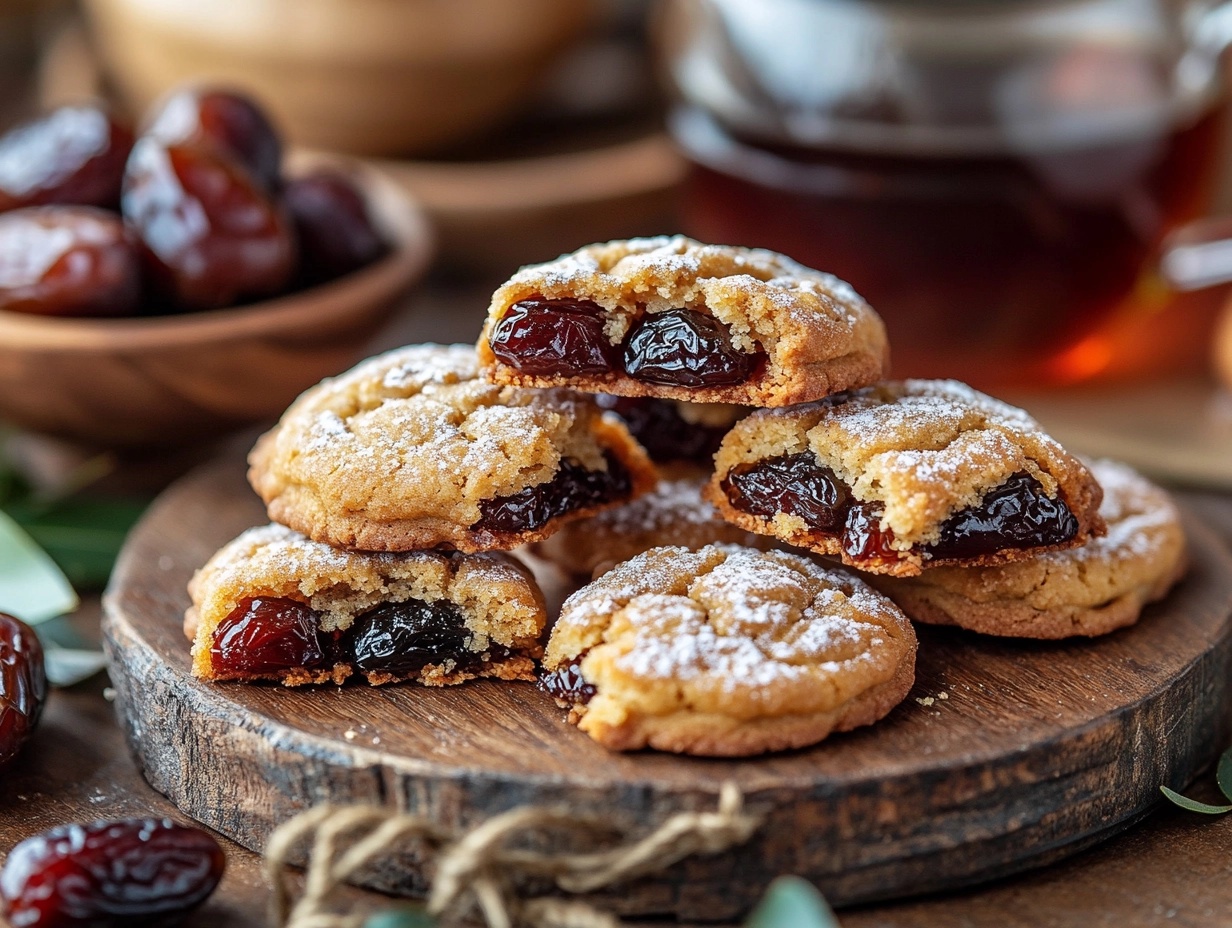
[98,454,1232,921]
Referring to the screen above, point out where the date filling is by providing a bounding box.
[472,453,632,534]
[722,454,1078,566]
[488,298,766,387]
[210,596,503,678]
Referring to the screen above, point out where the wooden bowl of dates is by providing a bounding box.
[0,150,433,448]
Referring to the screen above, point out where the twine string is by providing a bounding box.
[265,782,762,928]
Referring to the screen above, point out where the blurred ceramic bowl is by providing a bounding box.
[82,0,595,157]
[0,153,433,448]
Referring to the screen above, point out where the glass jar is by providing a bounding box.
[657,0,1232,386]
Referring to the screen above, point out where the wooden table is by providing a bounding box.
[3,285,1232,927]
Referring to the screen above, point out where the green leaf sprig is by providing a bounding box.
[745,876,841,928]
[0,435,147,591]
[1161,747,1232,814]
[0,509,78,625]
[362,908,436,928]
[0,432,149,685]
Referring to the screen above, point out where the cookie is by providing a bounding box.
[187,523,547,686]
[540,544,917,756]
[248,344,657,553]
[532,477,777,578]
[704,379,1105,577]
[595,395,748,465]
[477,236,888,407]
[869,460,1186,638]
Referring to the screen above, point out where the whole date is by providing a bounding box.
[0,818,226,927]
[0,612,46,774]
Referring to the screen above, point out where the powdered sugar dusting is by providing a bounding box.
[499,235,871,329]
[199,523,386,594]
[1042,459,1179,564]
[258,342,628,530]
[764,378,1090,546]
[191,524,543,639]
[594,478,723,534]
[556,544,910,692]
[380,344,477,391]
[304,410,350,453]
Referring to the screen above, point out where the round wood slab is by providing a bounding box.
[102,456,1232,921]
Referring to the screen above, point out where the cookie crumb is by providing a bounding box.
[915,696,935,707]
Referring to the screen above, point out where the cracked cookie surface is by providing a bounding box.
[869,460,1186,638]
[542,544,916,756]
[188,523,547,686]
[705,380,1105,576]
[248,344,657,552]
[477,236,888,407]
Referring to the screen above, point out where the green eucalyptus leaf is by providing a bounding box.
[362,908,437,928]
[29,615,83,648]
[1216,748,1232,803]
[7,497,146,589]
[43,644,108,687]
[35,617,108,686]
[746,876,840,928]
[1160,785,1232,814]
[0,509,78,625]
[37,616,108,690]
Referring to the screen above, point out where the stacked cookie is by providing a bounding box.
[185,344,658,687]
[185,236,1187,759]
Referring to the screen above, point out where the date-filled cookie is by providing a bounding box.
[532,477,776,578]
[870,460,1186,638]
[477,236,888,407]
[705,380,1105,577]
[540,544,917,756]
[248,344,657,552]
[187,523,547,686]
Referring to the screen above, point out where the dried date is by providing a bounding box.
[0,612,45,774]
[0,818,225,927]
[284,169,387,282]
[210,597,325,676]
[143,87,282,192]
[121,138,295,311]
[0,207,142,317]
[0,106,133,211]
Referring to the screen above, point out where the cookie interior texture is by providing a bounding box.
[188,523,546,686]
[543,544,917,756]
[869,459,1187,638]
[705,379,1105,576]
[532,476,776,579]
[247,343,657,552]
[477,236,889,406]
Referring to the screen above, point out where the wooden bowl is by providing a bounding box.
[0,157,433,448]
[81,0,594,156]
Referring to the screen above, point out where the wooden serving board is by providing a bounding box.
[102,455,1232,921]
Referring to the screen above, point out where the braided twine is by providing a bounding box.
[265,782,761,928]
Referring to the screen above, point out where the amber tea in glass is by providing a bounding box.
[659,0,1232,386]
